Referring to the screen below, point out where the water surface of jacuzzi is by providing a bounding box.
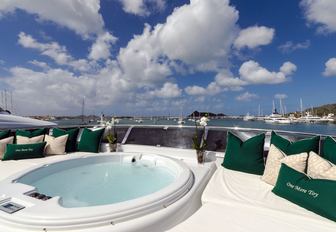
[0,153,194,231]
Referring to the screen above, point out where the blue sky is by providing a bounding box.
[0,0,335,116]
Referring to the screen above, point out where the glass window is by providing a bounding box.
[125,126,203,149]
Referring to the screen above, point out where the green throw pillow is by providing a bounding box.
[77,128,104,153]
[222,132,265,175]
[16,128,47,138]
[322,136,336,164]
[53,128,79,152]
[0,130,10,139]
[270,131,320,155]
[273,164,336,222]
[2,142,46,161]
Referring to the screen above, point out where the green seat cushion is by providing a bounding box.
[222,132,265,175]
[270,131,320,155]
[0,130,10,139]
[2,142,46,161]
[53,128,79,152]
[322,136,336,164]
[16,128,47,138]
[273,164,336,222]
[77,128,105,153]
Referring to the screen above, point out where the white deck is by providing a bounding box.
[0,145,217,232]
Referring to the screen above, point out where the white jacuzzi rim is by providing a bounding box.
[0,153,194,230]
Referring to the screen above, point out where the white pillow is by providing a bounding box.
[307,151,336,180]
[16,135,44,144]
[45,134,68,156]
[0,136,14,159]
[261,145,308,185]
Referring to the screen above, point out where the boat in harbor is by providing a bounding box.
[264,100,291,124]
[243,113,255,121]
[298,112,323,123]
[264,110,291,124]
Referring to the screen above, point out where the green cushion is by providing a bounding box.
[270,131,320,155]
[322,136,336,164]
[273,164,336,222]
[222,132,265,175]
[0,130,10,139]
[53,128,79,152]
[77,128,104,153]
[2,142,46,161]
[16,128,47,138]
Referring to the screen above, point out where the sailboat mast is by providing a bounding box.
[300,98,303,116]
[81,96,85,123]
[4,89,7,111]
[258,104,261,117]
[279,98,283,115]
[10,91,13,113]
[1,91,3,109]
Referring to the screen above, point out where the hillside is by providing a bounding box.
[308,103,336,116]
[187,111,226,118]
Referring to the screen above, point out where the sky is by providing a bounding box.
[0,0,336,116]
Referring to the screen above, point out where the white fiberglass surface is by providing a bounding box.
[16,157,176,208]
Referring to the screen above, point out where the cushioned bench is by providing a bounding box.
[169,167,336,232]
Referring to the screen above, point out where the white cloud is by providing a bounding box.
[239,60,296,84]
[18,32,96,72]
[278,40,310,53]
[18,32,71,65]
[119,0,165,16]
[117,0,240,87]
[149,82,182,98]
[3,63,136,115]
[236,92,258,101]
[323,58,336,77]
[89,32,117,60]
[28,60,50,69]
[156,0,239,70]
[301,0,336,33]
[234,26,275,49]
[185,86,207,96]
[274,94,288,99]
[0,0,106,38]
[214,71,246,90]
[117,25,172,87]
[184,71,245,97]
[280,62,297,76]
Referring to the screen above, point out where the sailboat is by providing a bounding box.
[243,112,255,121]
[177,108,185,125]
[297,99,324,123]
[264,100,291,124]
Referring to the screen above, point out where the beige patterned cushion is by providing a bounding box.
[16,135,44,144]
[45,135,68,156]
[0,136,14,159]
[307,151,336,180]
[261,145,308,185]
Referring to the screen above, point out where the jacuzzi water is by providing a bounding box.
[0,154,194,231]
[17,159,176,208]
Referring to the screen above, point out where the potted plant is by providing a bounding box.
[192,116,208,164]
[105,118,118,152]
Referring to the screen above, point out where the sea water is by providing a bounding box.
[54,118,336,135]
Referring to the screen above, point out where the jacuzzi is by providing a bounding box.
[0,153,197,232]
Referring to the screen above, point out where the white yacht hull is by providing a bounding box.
[0,114,56,129]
